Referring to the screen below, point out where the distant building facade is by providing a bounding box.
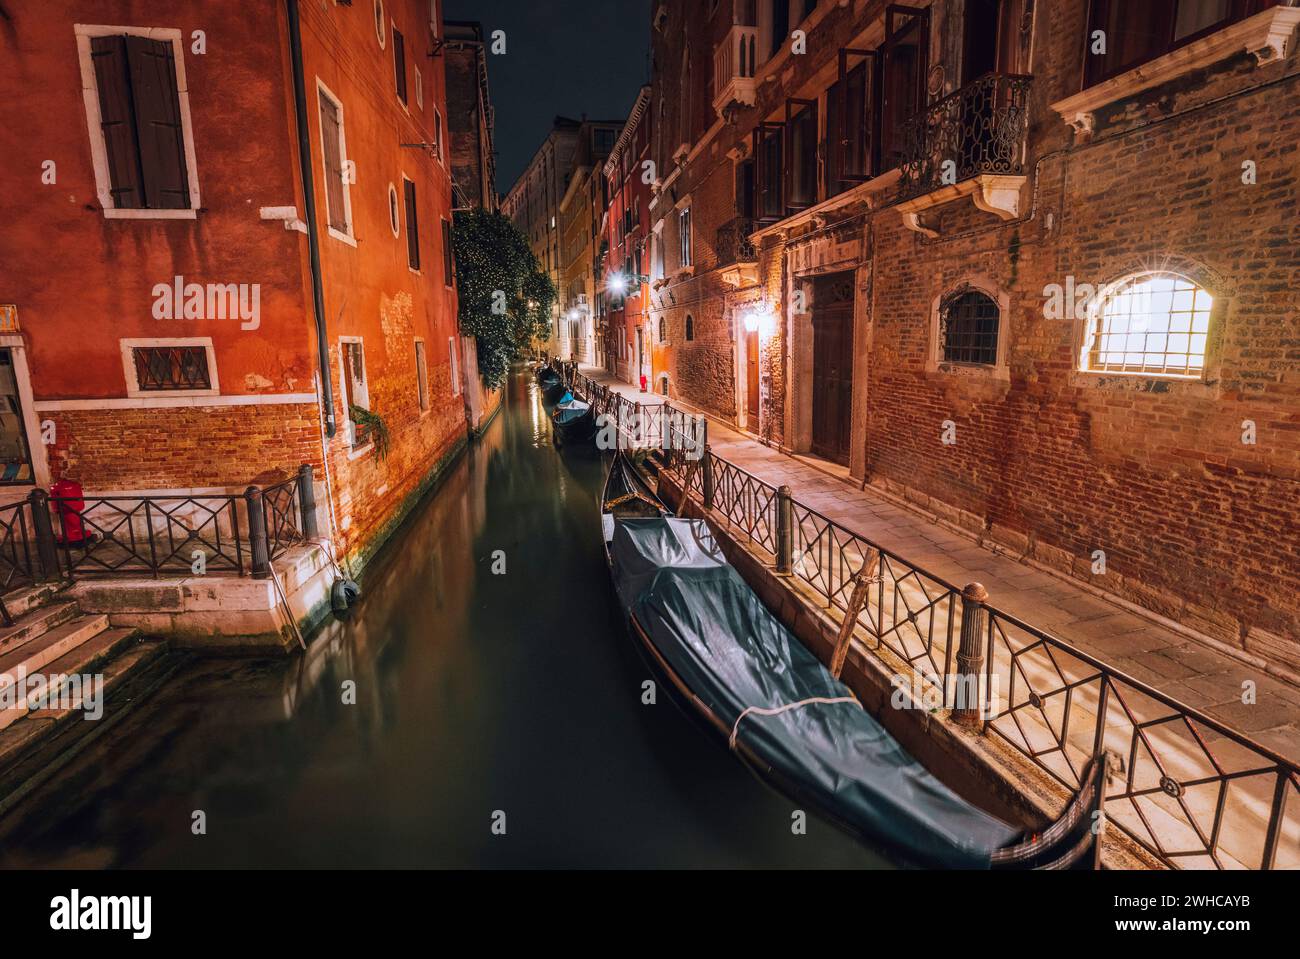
[650,0,1300,667]
[602,87,654,388]
[502,117,621,357]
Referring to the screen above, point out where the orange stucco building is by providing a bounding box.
[0,0,466,570]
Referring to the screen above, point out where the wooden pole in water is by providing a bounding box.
[830,551,879,679]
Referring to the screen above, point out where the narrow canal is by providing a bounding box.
[0,369,885,868]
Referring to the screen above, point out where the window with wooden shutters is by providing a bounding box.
[827,49,875,196]
[318,88,351,236]
[1083,0,1264,87]
[403,179,420,270]
[88,34,191,210]
[393,26,408,104]
[753,122,784,222]
[785,98,818,212]
[878,6,928,172]
[442,219,454,285]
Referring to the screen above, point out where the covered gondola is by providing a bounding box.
[552,396,597,444]
[535,364,567,404]
[600,451,1109,869]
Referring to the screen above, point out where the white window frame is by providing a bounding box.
[374,0,386,48]
[926,280,1010,382]
[433,106,444,163]
[414,337,430,412]
[449,337,461,396]
[316,79,356,246]
[120,337,219,399]
[339,336,373,457]
[415,64,424,110]
[679,207,693,267]
[1079,271,1213,381]
[75,24,202,220]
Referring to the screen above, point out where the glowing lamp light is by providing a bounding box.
[607,274,628,295]
[742,313,759,333]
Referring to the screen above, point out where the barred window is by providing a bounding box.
[1084,273,1211,377]
[132,346,211,391]
[941,289,1000,365]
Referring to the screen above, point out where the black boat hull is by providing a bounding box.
[598,452,1106,870]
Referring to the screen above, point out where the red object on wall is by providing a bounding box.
[50,478,87,545]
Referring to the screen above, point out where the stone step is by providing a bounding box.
[0,639,172,813]
[1,581,66,620]
[0,615,112,730]
[26,629,142,721]
[0,601,82,657]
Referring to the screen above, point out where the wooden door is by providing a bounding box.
[811,274,855,465]
[745,329,759,422]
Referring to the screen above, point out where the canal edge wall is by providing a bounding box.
[656,471,1162,870]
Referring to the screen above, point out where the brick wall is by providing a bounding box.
[651,0,1300,660]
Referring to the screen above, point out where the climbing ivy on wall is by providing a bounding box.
[452,207,556,389]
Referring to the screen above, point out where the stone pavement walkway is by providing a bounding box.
[578,365,1300,767]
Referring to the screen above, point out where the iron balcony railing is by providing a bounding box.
[0,465,319,589]
[715,217,758,267]
[898,72,1033,201]
[644,421,1300,871]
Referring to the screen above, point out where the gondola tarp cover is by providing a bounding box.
[553,399,592,425]
[611,516,1019,868]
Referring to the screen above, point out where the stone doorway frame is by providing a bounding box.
[784,258,872,482]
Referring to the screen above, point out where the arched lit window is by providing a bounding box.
[685,314,695,341]
[1084,273,1212,377]
[940,288,1000,365]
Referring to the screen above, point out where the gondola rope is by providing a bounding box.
[728,697,862,751]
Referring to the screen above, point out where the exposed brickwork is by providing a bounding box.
[651,0,1300,656]
[47,405,321,491]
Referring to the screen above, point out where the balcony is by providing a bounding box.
[715,217,758,288]
[896,73,1033,237]
[713,25,759,119]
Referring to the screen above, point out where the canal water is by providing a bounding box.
[0,369,886,868]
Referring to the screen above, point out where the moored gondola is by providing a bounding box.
[600,451,1109,869]
[552,395,597,444]
[535,365,567,404]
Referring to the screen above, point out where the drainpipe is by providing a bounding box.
[285,0,336,438]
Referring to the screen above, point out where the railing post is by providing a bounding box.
[953,582,989,727]
[244,485,271,580]
[297,463,319,540]
[702,445,715,510]
[28,489,60,582]
[776,484,793,573]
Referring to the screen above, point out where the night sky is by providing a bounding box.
[442,0,652,197]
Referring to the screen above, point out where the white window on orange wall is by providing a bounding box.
[449,336,461,396]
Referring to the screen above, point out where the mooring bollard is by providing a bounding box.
[702,444,715,509]
[297,463,319,540]
[776,485,793,573]
[953,582,989,726]
[29,488,60,582]
[244,485,271,580]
